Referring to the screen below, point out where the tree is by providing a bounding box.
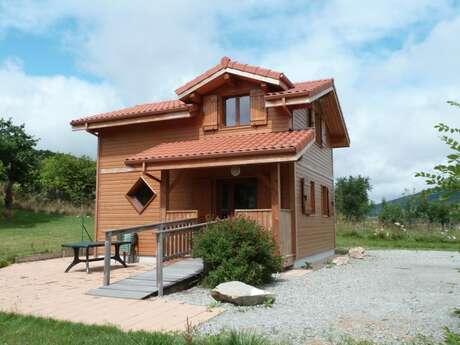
[39,153,96,205]
[0,118,39,216]
[416,101,460,196]
[335,175,372,221]
[378,199,404,224]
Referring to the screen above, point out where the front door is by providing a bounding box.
[216,178,257,218]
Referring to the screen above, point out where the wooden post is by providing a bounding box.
[270,163,281,251]
[288,162,297,258]
[160,170,170,221]
[156,225,164,297]
[103,231,112,286]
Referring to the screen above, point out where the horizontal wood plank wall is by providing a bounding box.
[97,172,161,256]
[295,141,335,258]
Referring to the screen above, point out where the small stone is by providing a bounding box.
[332,256,349,265]
[211,281,275,306]
[349,247,365,259]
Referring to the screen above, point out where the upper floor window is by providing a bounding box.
[224,95,250,127]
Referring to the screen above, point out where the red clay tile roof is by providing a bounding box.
[125,129,314,165]
[265,79,333,100]
[175,56,294,96]
[70,100,192,126]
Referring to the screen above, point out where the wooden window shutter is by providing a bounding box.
[310,181,315,215]
[300,178,308,215]
[202,95,219,131]
[321,185,330,216]
[250,89,267,126]
[315,112,322,146]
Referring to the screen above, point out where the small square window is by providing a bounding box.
[126,177,156,214]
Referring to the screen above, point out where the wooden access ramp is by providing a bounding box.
[87,258,203,300]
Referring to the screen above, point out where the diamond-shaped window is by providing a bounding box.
[126,177,156,214]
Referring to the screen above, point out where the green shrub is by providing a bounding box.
[192,217,282,288]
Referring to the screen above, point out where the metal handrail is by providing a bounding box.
[155,220,216,296]
[103,218,199,286]
[102,218,217,297]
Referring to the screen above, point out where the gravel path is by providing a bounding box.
[168,250,460,344]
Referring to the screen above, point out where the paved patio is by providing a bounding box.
[0,258,222,332]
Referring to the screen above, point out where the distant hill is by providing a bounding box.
[370,190,460,216]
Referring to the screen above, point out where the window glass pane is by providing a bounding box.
[134,180,154,206]
[234,180,257,209]
[225,97,236,126]
[239,96,250,125]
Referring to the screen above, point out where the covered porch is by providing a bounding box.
[124,130,316,264]
[160,162,296,264]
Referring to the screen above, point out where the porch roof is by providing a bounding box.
[125,129,314,167]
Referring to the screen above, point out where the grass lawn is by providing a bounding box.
[0,312,278,345]
[0,209,94,265]
[336,220,460,251]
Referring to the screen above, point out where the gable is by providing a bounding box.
[175,56,293,101]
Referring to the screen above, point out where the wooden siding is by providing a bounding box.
[294,139,335,258]
[97,171,161,256]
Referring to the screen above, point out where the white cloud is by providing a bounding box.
[0,0,459,201]
[0,58,121,156]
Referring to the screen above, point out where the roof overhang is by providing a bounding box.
[71,109,194,131]
[176,67,290,100]
[264,86,334,108]
[265,86,350,148]
[126,140,315,171]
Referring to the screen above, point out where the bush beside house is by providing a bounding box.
[192,217,282,288]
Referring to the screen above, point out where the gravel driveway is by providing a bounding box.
[168,250,460,344]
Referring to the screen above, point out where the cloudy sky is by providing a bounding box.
[0,0,459,201]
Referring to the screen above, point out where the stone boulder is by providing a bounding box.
[211,281,275,306]
[332,256,349,265]
[348,246,365,259]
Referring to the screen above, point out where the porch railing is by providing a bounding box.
[234,209,272,229]
[165,210,198,221]
[103,217,215,297]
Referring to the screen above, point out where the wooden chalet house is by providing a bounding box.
[71,57,349,266]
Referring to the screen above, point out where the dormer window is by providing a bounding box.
[224,95,250,127]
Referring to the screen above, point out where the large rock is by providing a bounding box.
[211,281,275,306]
[348,247,365,259]
[332,256,349,265]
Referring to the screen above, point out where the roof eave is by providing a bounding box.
[71,108,194,131]
[125,146,298,166]
[265,86,334,108]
